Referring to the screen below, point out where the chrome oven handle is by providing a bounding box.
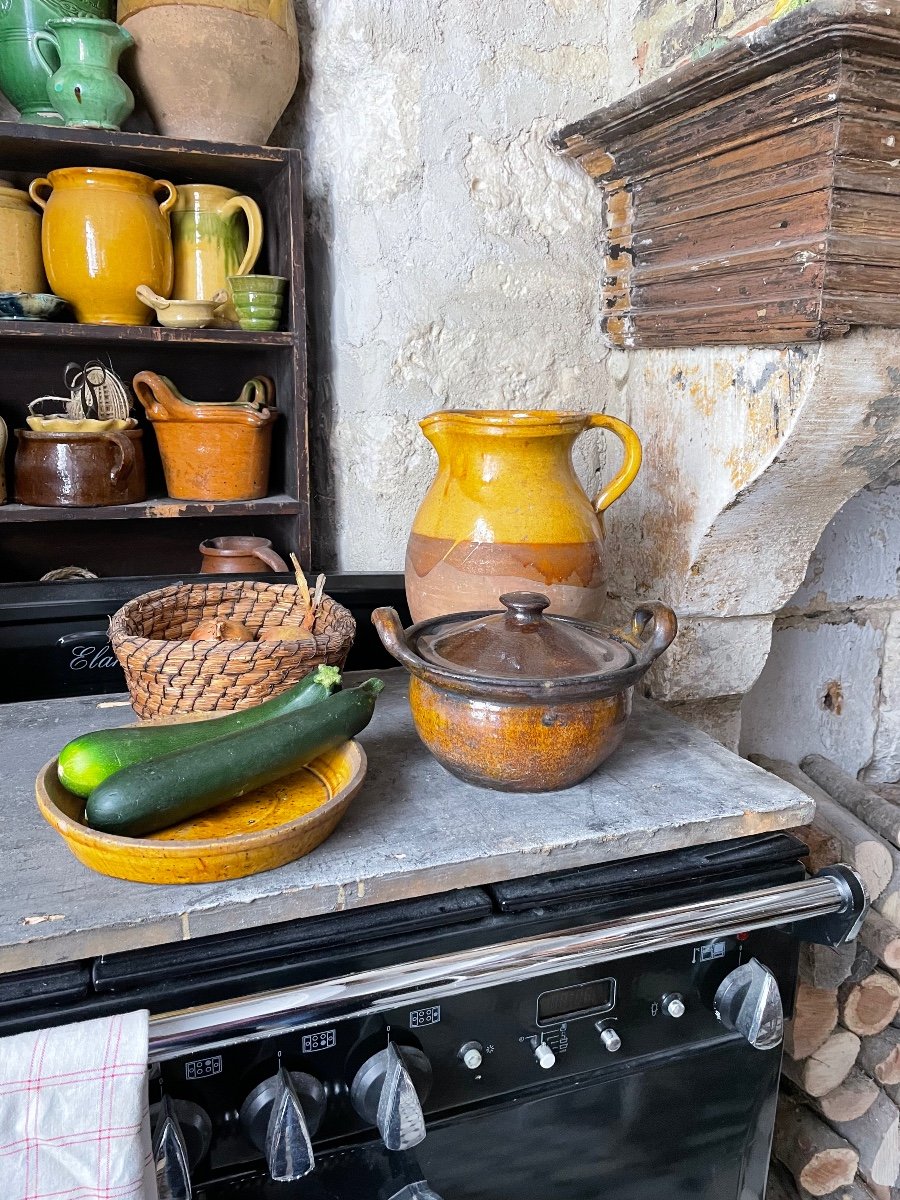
[148,865,865,1062]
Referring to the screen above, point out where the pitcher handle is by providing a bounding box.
[31,30,59,77]
[28,177,53,211]
[586,414,642,515]
[221,194,263,277]
[253,545,289,572]
[154,180,177,216]
[104,432,135,487]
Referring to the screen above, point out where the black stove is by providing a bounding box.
[0,835,866,1200]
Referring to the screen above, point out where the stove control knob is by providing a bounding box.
[533,1040,556,1069]
[240,1066,326,1181]
[596,1025,622,1053]
[152,1095,211,1200]
[663,993,686,1019]
[714,958,783,1051]
[459,1041,483,1070]
[350,1042,433,1151]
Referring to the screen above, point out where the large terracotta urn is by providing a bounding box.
[29,166,175,325]
[0,185,47,292]
[405,409,643,624]
[116,0,299,144]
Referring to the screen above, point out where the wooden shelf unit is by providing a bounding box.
[0,121,308,584]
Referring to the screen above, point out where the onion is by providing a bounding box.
[188,619,255,642]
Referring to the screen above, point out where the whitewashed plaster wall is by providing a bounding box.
[742,468,900,783]
[276,0,648,568]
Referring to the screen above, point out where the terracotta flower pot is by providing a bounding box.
[29,166,175,325]
[117,0,299,145]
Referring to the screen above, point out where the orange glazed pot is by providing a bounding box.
[133,371,277,501]
[405,409,642,624]
[373,593,677,793]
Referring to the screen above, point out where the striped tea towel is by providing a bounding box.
[0,1010,155,1200]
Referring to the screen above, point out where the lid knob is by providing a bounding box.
[500,592,551,625]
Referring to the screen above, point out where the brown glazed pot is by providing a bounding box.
[199,536,289,574]
[372,593,677,793]
[14,428,146,506]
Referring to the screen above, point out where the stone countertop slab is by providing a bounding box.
[0,670,812,973]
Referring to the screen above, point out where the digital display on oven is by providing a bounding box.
[537,978,615,1024]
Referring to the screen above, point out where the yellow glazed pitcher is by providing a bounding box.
[171,184,263,301]
[405,409,642,623]
[29,167,175,325]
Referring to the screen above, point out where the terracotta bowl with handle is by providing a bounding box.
[372,592,677,793]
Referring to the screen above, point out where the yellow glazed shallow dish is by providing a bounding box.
[35,739,366,885]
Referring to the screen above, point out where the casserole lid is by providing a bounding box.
[415,592,633,680]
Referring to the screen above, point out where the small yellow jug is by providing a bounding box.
[405,409,642,623]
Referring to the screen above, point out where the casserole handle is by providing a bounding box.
[372,607,430,679]
[628,602,678,668]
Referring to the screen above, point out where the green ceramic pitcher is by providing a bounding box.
[34,16,133,130]
[0,0,112,125]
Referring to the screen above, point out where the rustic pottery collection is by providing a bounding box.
[0,0,112,125]
[116,0,300,144]
[133,370,277,501]
[0,1,679,810]
[14,427,146,506]
[373,594,677,792]
[33,16,134,130]
[405,409,643,624]
[30,167,176,324]
[199,536,289,574]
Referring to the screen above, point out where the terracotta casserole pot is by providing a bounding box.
[372,592,677,793]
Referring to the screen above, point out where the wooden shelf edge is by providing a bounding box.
[0,496,302,523]
[0,321,294,347]
[0,119,294,162]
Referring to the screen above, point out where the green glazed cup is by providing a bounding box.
[228,273,287,296]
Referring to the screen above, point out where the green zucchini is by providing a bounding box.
[85,677,384,837]
[58,664,342,798]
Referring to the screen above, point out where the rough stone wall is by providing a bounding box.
[741,468,900,783]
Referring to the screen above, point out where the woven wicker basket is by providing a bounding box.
[109,581,356,719]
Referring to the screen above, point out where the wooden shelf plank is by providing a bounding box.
[0,321,293,347]
[0,496,301,523]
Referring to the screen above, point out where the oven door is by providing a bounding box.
[199,1038,780,1200]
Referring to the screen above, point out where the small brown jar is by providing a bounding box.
[14,429,146,507]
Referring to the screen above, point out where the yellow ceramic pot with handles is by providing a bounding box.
[405,409,642,623]
[29,166,175,325]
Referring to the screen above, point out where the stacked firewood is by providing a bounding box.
[753,754,900,1200]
